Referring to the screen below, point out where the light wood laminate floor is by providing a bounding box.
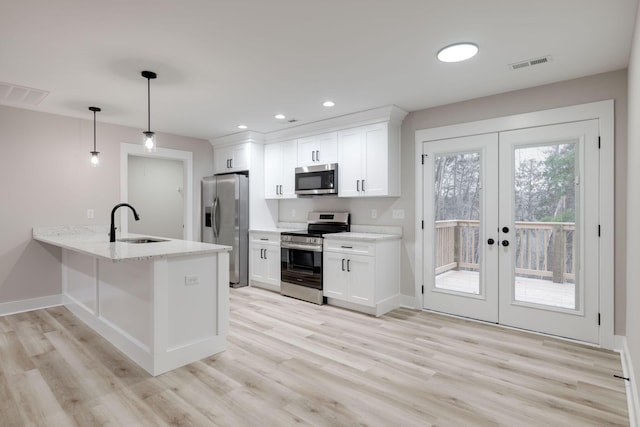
[0,286,629,426]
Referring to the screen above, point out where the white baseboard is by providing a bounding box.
[400,294,419,309]
[0,294,63,317]
[619,336,639,427]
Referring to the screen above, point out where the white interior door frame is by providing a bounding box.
[120,143,194,240]
[414,100,614,349]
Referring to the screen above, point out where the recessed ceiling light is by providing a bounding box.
[322,101,335,107]
[275,114,286,120]
[237,124,248,130]
[437,43,479,63]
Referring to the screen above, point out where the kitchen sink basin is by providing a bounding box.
[117,237,169,244]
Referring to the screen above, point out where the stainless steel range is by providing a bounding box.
[280,212,350,304]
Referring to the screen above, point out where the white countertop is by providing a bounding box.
[249,227,303,234]
[324,232,401,242]
[33,225,231,262]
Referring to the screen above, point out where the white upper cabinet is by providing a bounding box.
[214,143,250,174]
[297,132,338,167]
[265,140,297,199]
[337,122,400,197]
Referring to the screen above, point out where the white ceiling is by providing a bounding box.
[1,0,637,141]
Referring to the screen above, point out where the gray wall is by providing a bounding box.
[0,105,213,304]
[279,69,628,334]
[626,2,640,416]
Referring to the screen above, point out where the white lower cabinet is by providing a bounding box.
[323,235,400,316]
[249,231,281,291]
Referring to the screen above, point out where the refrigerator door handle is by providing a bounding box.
[212,197,220,238]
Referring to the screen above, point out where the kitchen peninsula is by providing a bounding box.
[33,225,231,376]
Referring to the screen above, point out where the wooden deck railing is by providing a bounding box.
[435,220,575,283]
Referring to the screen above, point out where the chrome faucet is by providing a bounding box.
[110,203,140,242]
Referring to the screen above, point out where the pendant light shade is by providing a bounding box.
[89,106,101,167]
[141,70,157,152]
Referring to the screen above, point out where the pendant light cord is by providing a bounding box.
[147,77,151,132]
[93,109,97,151]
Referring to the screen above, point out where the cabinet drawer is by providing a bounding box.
[250,232,280,245]
[324,240,375,256]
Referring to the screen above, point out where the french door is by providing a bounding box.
[423,120,600,343]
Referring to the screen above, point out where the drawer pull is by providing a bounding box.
[260,238,269,241]
[340,245,353,249]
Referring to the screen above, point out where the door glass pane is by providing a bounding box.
[434,152,481,294]
[513,143,578,310]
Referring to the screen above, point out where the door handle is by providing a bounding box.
[212,197,219,238]
[230,159,233,169]
[347,259,351,272]
[341,258,345,271]
[263,249,267,259]
[357,180,360,192]
[279,185,282,195]
[502,226,510,233]
[312,151,316,162]
[487,238,495,245]
[501,240,510,247]
[316,150,320,161]
[260,248,263,259]
[362,180,365,192]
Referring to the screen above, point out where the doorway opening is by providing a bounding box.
[120,143,193,240]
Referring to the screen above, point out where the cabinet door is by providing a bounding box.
[264,246,281,286]
[337,128,363,197]
[214,144,250,174]
[316,132,338,164]
[323,252,347,299]
[250,245,267,282]
[264,143,283,199]
[297,136,317,166]
[230,144,250,171]
[280,140,298,198]
[362,123,388,196]
[347,255,375,306]
[214,146,231,174]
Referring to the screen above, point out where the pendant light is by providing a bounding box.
[88,106,101,167]
[141,70,157,152]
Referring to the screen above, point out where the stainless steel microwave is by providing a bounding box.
[295,163,338,196]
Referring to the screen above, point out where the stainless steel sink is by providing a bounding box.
[117,237,169,244]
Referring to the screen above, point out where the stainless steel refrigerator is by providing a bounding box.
[202,173,249,288]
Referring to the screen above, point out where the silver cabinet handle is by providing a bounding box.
[312,151,316,162]
[340,245,353,249]
[260,238,269,241]
[341,258,345,271]
[316,150,320,161]
[279,185,282,195]
[356,180,360,192]
[347,259,351,272]
[362,180,365,192]
[263,249,267,259]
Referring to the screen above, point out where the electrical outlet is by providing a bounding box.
[185,275,199,286]
[392,209,405,219]
[371,209,377,219]
[87,209,94,219]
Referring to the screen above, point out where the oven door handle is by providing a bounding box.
[281,242,322,252]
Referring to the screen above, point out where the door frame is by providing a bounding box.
[414,100,614,349]
[120,143,194,240]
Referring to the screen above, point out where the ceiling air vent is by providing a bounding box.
[0,81,49,106]
[509,55,552,71]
